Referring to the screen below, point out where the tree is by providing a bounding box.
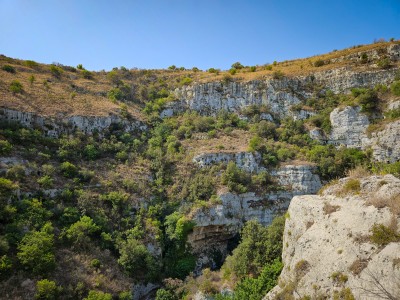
[231,62,244,69]
[118,237,157,279]
[17,223,55,275]
[64,216,99,248]
[223,216,285,279]
[83,290,112,300]
[35,279,60,300]
[233,259,283,300]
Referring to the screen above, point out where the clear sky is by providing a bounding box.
[1,0,399,71]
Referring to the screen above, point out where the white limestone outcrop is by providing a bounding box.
[265,174,400,300]
[0,108,146,137]
[329,106,370,148]
[192,152,264,173]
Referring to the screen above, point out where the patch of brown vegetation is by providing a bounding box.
[367,193,400,216]
[323,202,341,215]
[181,129,253,156]
[349,258,369,276]
[295,259,311,279]
[55,247,132,297]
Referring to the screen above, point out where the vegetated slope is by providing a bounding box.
[0,40,400,300]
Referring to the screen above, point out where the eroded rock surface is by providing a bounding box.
[329,106,369,148]
[265,174,400,300]
[0,108,146,137]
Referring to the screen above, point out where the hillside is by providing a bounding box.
[0,41,400,300]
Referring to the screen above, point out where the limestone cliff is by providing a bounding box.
[188,163,322,266]
[265,174,400,300]
[0,108,146,137]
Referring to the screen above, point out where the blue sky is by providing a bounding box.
[1,0,399,71]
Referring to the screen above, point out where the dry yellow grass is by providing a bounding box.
[181,129,253,156]
[1,41,398,118]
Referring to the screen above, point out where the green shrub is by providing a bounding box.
[37,175,54,189]
[272,70,284,79]
[233,259,283,300]
[64,216,100,247]
[179,77,193,86]
[60,161,78,178]
[360,53,368,64]
[0,140,12,155]
[223,216,285,279]
[83,290,112,300]
[2,64,16,73]
[384,107,400,120]
[9,80,23,94]
[314,59,325,67]
[25,60,39,68]
[50,65,63,78]
[0,177,18,200]
[81,69,93,79]
[231,62,244,69]
[84,144,100,160]
[119,291,133,300]
[370,223,400,246]
[221,162,251,193]
[377,58,391,69]
[250,66,257,72]
[17,223,55,275]
[118,237,158,280]
[77,64,84,70]
[29,75,35,85]
[155,289,177,300]
[208,68,219,74]
[229,68,237,75]
[222,74,233,84]
[341,178,361,195]
[391,81,400,96]
[0,255,12,279]
[35,279,60,300]
[90,258,101,269]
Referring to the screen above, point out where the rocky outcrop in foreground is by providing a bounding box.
[266,174,400,300]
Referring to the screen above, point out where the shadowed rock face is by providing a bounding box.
[265,174,400,300]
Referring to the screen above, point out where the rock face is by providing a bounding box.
[169,78,307,119]
[364,120,400,163]
[160,49,399,119]
[329,106,370,148]
[188,163,322,265]
[193,152,265,173]
[265,174,400,300]
[0,108,146,137]
[328,105,400,162]
[313,67,399,94]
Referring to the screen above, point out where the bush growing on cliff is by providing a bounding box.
[391,81,400,96]
[50,65,63,78]
[9,80,23,94]
[0,140,12,155]
[2,64,16,73]
[222,162,251,193]
[233,259,283,300]
[118,237,158,280]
